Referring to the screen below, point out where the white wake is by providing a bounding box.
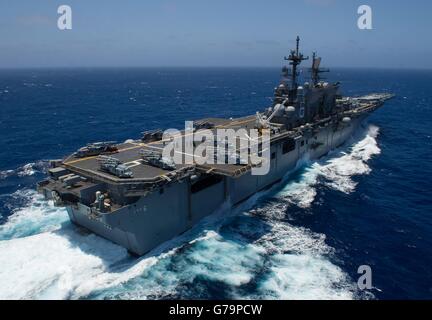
[279,125,380,208]
[0,161,49,180]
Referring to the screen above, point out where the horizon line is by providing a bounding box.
[1,65,431,71]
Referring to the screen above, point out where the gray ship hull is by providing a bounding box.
[65,115,366,255]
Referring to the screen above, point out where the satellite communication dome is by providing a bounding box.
[286,106,296,113]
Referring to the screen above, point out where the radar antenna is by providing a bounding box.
[284,36,309,89]
[309,51,329,85]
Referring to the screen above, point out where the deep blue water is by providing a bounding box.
[0,68,431,299]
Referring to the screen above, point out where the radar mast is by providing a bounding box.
[284,36,309,89]
[310,51,329,85]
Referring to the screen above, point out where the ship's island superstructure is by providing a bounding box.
[38,37,394,255]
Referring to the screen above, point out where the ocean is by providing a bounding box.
[0,67,431,299]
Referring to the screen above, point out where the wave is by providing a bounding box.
[0,228,128,299]
[245,206,356,299]
[0,161,50,180]
[0,189,68,240]
[85,210,356,300]
[278,125,380,208]
[0,125,380,300]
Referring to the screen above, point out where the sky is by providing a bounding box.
[0,0,431,69]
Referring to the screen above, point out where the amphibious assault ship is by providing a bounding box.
[38,37,394,255]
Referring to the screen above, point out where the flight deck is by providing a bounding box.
[62,116,260,184]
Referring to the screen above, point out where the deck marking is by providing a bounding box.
[64,118,254,165]
[65,144,145,165]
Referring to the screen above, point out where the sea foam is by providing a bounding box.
[0,161,50,180]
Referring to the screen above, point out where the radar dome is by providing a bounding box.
[286,106,296,113]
